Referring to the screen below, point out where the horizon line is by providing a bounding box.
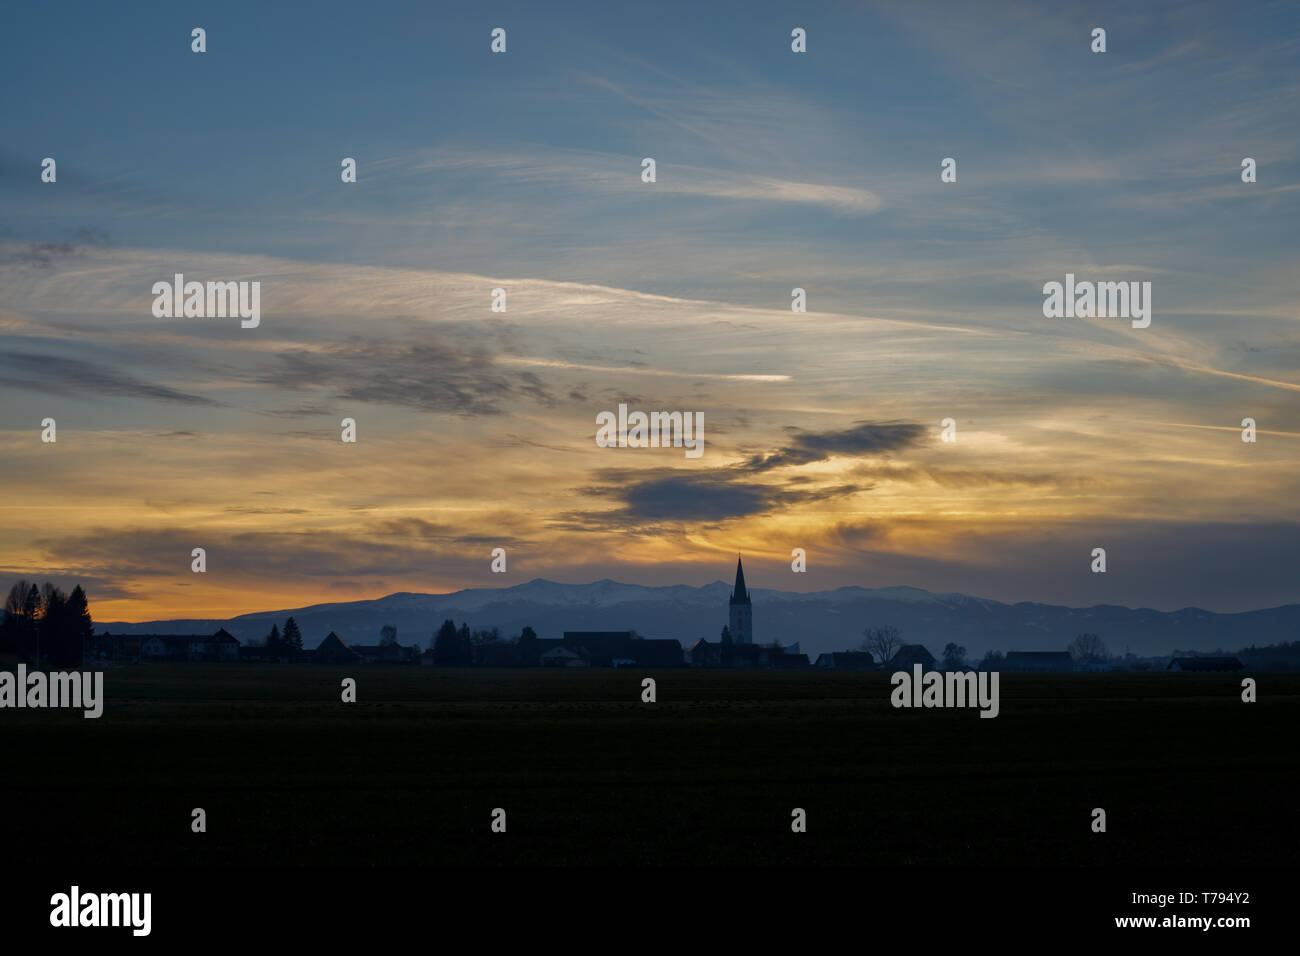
[85,575,1300,626]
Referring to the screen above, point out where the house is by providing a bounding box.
[623,639,685,667]
[540,646,588,667]
[726,642,767,669]
[140,637,176,659]
[1003,650,1074,672]
[815,651,877,671]
[889,644,937,670]
[314,631,362,665]
[350,642,417,664]
[240,643,271,662]
[559,632,684,667]
[125,629,241,662]
[1168,656,1243,672]
[90,633,144,662]
[687,638,721,666]
[688,639,798,668]
[193,628,240,661]
[563,630,637,644]
[560,632,634,667]
[521,638,564,665]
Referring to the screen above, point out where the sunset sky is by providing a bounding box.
[2,0,1298,621]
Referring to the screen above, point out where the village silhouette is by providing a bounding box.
[8,556,1285,674]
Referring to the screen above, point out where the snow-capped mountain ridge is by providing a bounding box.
[97,577,1300,659]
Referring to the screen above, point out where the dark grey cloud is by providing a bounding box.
[0,351,222,406]
[579,475,865,527]
[595,473,774,522]
[264,337,556,416]
[739,421,926,473]
[570,420,925,528]
[0,228,109,270]
[3,241,76,269]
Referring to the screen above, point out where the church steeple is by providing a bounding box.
[727,554,753,645]
[730,555,750,606]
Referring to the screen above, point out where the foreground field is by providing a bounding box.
[3,666,1295,866]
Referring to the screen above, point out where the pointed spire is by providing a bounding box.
[730,555,751,606]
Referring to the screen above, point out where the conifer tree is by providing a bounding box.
[516,626,538,666]
[456,623,473,665]
[266,624,283,656]
[64,585,94,666]
[38,585,67,666]
[283,617,303,656]
[433,619,459,666]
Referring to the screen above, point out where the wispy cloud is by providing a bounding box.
[410,146,882,214]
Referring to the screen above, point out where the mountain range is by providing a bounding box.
[96,579,1300,659]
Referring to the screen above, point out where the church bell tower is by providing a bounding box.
[728,555,753,644]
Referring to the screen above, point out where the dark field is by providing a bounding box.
[4,666,1296,867]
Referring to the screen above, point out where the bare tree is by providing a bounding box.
[470,627,502,646]
[4,580,32,618]
[22,583,41,620]
[862,625,903,666]
[1068,633,1108,663]
[1,580,34,658]
[40,581,63,615]
[942,642,968,670]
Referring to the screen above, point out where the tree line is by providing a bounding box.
[0,580,94,668]
[258,617,304,659]
[234,618,538,663]
[432,621,536,665]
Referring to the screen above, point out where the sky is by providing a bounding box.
[2,0,1298,621]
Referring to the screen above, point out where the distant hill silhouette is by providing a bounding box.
[96,579,1300,659]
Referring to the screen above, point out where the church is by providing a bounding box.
[728,554,753,644]
[686,556,804,667]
